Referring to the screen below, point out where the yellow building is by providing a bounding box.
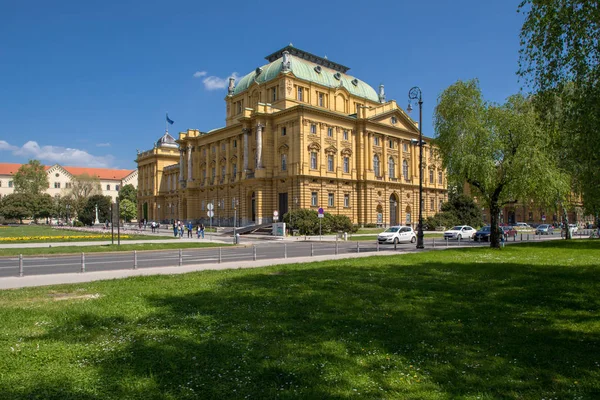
[136,46,447,227]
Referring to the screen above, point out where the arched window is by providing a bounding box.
[388,157,395,179]
[403,160,409,180]
[373,155,380,177]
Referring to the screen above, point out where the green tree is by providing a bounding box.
[119,199,136,223]
[118,184,137,204]
[518,0,600,224]
[68,173,102,218]
[283,209,320,235]
[425,194,483,230]
[0,193,34,223]
[79,195,112,226]
[13,159,48,195]
[434,79,569,248]
[32,193,55,222]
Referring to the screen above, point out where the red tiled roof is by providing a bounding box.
[0,163,51,175]
[0,163,134,180]
[61,166,135,181]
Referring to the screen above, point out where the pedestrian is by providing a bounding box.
[179,222,184,238]
[187,221,193,238]
[200,223,205,239]
[196,224,201,239]
[151,221,156,233]
[173,221,177,237]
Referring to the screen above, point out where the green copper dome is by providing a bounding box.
[233,49,379,103]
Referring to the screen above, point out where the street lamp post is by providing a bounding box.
[408,86,425,249]
[66,204,70,225]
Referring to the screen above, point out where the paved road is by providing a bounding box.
[0,235,561,279]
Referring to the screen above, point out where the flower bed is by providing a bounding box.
[0,235,130,242]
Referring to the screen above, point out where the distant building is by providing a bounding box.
[137,45,447,226]
[0,163,137,201]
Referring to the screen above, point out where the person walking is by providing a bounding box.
[196,224,202,239]
[187,221,193,238]
[172,221,177,237]
[200,223,205,239]
[178,222,184,238]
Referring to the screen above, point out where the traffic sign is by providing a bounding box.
[542,214,546,221]
[207,203,214,211]
[318,207,324,214]
[207,210,214,218]
[273,210,279,221]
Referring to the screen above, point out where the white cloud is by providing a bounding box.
[193,71,207,78]
[201,72,239,90]
[1,140,115,168]
[96,142,111,147]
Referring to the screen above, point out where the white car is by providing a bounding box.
[443,225,476,240]
[378,226,417,244]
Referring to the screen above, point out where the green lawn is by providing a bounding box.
[0,240,599,399]
[0,225,174,243]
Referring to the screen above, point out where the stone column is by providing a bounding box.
[187,145,193,182]
[243,128,250,171]
[256,123,264,169]
[179,149,184,182]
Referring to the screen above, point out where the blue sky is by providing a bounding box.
[0,0,525,170]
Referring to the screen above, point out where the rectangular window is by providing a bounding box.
[343,157,349,173]
[281,127,286,136]
[429,170,434,183]
[233,140,237,148]
[0,181,2,187]
[310,152,317,169]
[8,180,13,188]
[318,92,324,107]
[374,136,380,146]
[201,200,205,211]
[327,155,334,172]
[310,124,316,134]
[297,87,304,102]
[232,164,237,178]
[212,146,216,153]
[430,198,434,211]
[344,194,350,207]
[65,182,71,189]
[281,154,287,171]
[202,170,207,180]
[328,193,334,207]
[116,185,120,191]
[403,143,408,152]
[389,139,394,148]
[212,167,216,178]
[327,127,333,137]
[271,87,277,102]
[106,184,110,190]
[311,192,318,206]
[54,182,60,189]
[438,171,442,184]
[236,101,243,114]
[221,166,226,177]
[439,199,443,211]
[221,143,226,152]
[343,130,348,140]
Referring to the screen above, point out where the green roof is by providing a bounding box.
[233,54,379,103]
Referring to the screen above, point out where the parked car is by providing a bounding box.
[378,226,417,244]
[515,222,532,229]
[569,224,578,233]
[474,226,492,242]
[535,224,554,235]
[501,226,518,239]
[443,225,476,240]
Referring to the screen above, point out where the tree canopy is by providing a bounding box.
[0,193,34,223]
[434,79,569,247]
[118,184,137,204]
[518,0,600,218]
[119,199,136,223]
[79,195,112,226]
[13,159,48,195]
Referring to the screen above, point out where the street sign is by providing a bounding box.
[273,210,279,221]
[542,214,546,221]
[207,210,214,218]
[207,203,214,211]
[318,207,324,214]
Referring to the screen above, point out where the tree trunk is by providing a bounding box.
[490,201,501,249]
[562,206,571,240]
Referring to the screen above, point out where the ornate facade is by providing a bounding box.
[136,46,447,227]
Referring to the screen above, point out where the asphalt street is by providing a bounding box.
[0,235,561,279]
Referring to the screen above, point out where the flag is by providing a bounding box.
[166,113,174,125]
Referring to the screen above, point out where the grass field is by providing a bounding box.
[0,225,173,243]
[0,240,598,399]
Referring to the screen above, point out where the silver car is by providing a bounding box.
[535,224,554,235]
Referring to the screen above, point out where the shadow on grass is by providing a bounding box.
[4,242,600,399]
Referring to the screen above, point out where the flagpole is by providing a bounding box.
[166,112,168,134]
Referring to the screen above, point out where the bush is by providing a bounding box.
[73,220,84,227]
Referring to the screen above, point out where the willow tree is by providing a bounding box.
[434,79,569,248]
[519,0,600,223]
